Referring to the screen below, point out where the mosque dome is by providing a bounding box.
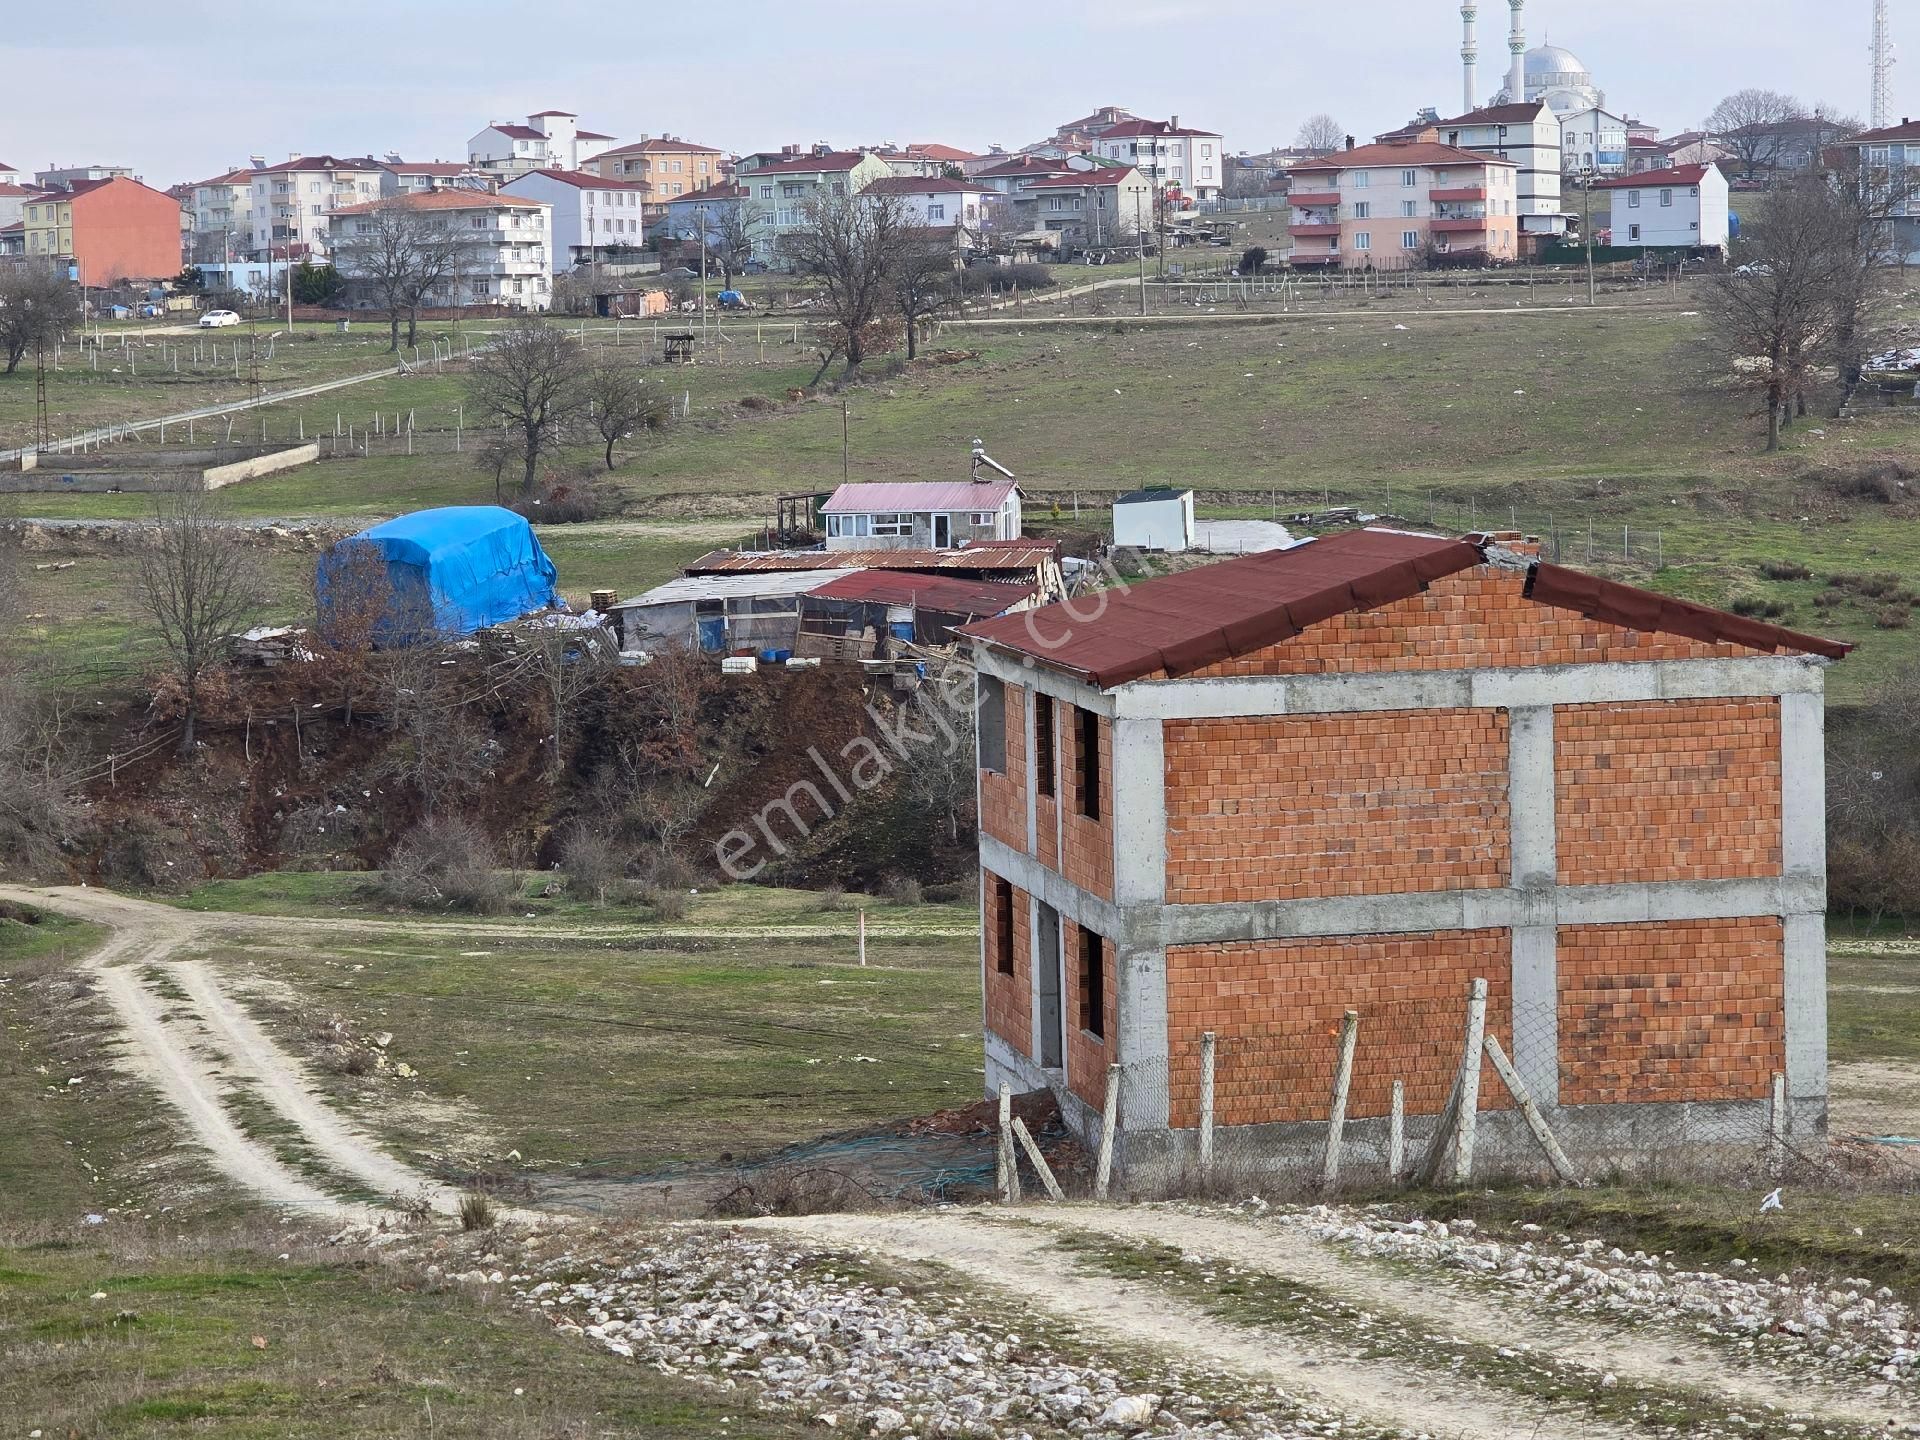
[1525,44,1589,86]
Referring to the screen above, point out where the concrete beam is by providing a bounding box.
[1108,655,1827,722]
[1780,690,1827,886]
[973,644,1114,715]
[979,834,1126,937]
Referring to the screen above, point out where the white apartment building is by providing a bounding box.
[1013,167,1153,247]
[736,150,894,265]
[1595,163,1729,251]
[326,191,553,309]
[469,111,616,178]
[499,168,650,270]
[1090,117,1225,202]
[1560,106,1631,175]
[186,167,256,261]
[380,160,496,196]
[248,155,385,259]
[1841,119,1920,263]
[863,176,996,234]
[1438,101,1565,238]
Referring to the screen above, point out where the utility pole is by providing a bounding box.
[698,201,709,338]
[33,343,49,452]
[841,397,850,485]
[1582,172,1595,305]
[1135,191,1148,315]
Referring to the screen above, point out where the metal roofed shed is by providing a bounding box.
[820,479,1021,552]
[960,528,1850,690]
[802,569,1038,650]
[1112,487,1195,553]
[608,569,857,655]
[315,505,558,640]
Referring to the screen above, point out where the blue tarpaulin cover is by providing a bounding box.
[316,505,558,637]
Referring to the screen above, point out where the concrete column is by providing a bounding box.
[1783,911,1828,1102]
[1022,684,1039,856]
[1780,691,1826,889]
[1506,705,1556,890]
[1110,717,1167,906]
[1509,925,1559,1104]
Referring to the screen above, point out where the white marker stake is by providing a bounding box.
[858,909,866,967]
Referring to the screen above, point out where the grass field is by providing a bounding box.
[173,875,984,1178]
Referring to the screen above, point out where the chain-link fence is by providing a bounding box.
[1038,975,1920,1203]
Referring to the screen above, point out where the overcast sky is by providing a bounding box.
[0,1,1886,184]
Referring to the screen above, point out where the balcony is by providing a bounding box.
[1288,191,1341,207]
[1287,222,1341,238]
[1430,216,1489,233]
[1429,186,1486,203]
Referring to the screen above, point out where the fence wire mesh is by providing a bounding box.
[1088,976,1920,1201]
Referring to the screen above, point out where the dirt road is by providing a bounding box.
[770,1207,1909,1438]
[0,883,467,1220]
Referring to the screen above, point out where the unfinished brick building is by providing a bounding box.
[961,529,1849,1178]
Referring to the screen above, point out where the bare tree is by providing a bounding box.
[465,317,588,495]
[1705,89,1804,181]
[1825,149,1909,392]
[787,186,911,383]
[135,484,263,752]
[1294,114,1345,157]
[0,265,81,376]
[331,197,471,352]
[1704,174,1853,450]
[704,197,761,288]
[582,356,669,470]
[891,229,957,361]
[524,619,618,779]
[898,662,978,845]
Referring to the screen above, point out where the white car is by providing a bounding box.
[198,309,241,328]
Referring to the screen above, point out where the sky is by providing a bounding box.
[0,1,1888,185]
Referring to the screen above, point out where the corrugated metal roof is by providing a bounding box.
[964,530,1481,687]
[810,569,1036,615]
[610,569,857,609]
[1525,563,1851,659]
[686,546,1056,575]
[962,528,1850,689]
[820,481,1018,514]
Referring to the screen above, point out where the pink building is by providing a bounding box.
[1288,130,1519,271]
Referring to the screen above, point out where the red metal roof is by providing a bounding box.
[1292,142,1515,173]
[810,569,1035,615]
[865,176,994,195]
[746,151,872,176]
[1436,102,1552,126]
[1524,563,1850,660]
[961,529,1849,688]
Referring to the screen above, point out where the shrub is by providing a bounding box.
[559,826,626,907]
[1239,245,1269,276]
[641,885,690,921]
[381,816,514,915]
[1757,559,1811,582]
[1729,594,1786,620]
[816,883,847,912]
[881,874,924,906]
[1877,608,1910,629]
[738,394,773,411]
[510,474,614,524]
[459,1190,496,1232]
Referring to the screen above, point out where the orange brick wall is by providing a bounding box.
[1558,919,1785,1104]
[70,179,183,287]
[1174,568,1755,679]
[1062,919,1116,1107]
[1163,711,1511,902]
[1061,709,1115,901]
[983,873,1032,1059]
[1165,931,1514,1127]
[1556,699,1782,886]
[979,681,1028,854]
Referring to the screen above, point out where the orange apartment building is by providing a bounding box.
[592,136,728,221]
[19,175,183,286]
[1288,130,1519,270]
[962,529,1845,1181]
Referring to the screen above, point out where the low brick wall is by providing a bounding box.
[0,443,318,494]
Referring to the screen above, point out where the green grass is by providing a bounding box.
[0,907,103,969]
[172,879,980,1173]
[0,1234,823,1439]
[1828,947,1920,1064]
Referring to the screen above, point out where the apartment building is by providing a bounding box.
[469,110,616,178]
[185,167,255,261]
[1560,105,1631,174]
[592,136,728,220]
[1595,163,1730,251]
[1437,101,1565,241]
[863,176,996,237]
[499,169,649,270]
[961,528,1845,1183]
[34,163,134,190]
[327,191,552,309]
[1012,167,1152,247]
[379,161,496,196]
[735,150,893,265]
[19,175,183,285]
[1841,118,1920,262]
[248,155,385,259]
[1090,117,1225,203]
[1288,131,1518,270]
